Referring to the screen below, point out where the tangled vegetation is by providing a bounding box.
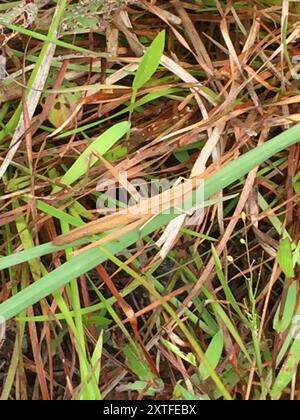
[0,0,300,400]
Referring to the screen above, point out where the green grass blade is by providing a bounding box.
[277,237,295,278]
[53,121,130,192]
[199,330,224,381]
[132,31,165,92]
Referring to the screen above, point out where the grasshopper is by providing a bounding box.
[53,176,203,250]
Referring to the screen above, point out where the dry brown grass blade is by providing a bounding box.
[27,306,50,400]
[172,0,214,76]
[156,213,187,260]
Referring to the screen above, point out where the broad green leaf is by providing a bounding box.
[273,282,297,333]
[132,31,165,92]
[277,237,295,278]
[53,121,130,192]
[199,330,224,381]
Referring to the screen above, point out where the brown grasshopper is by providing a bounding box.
[53,176,203,251]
